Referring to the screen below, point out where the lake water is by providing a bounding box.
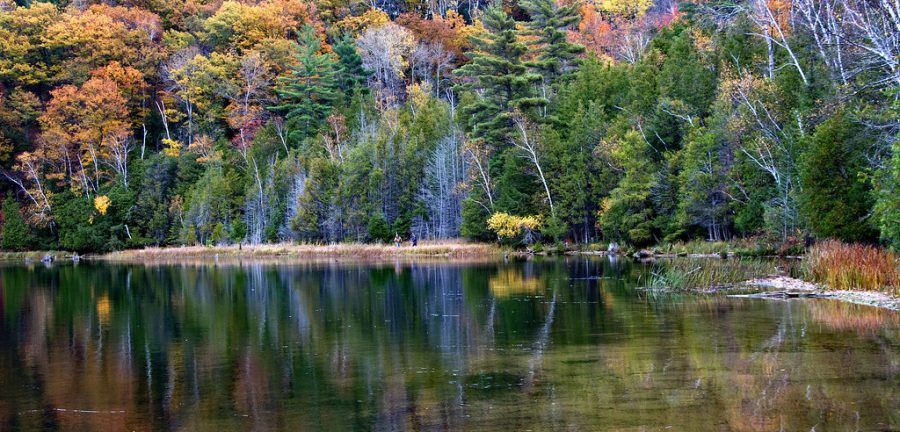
[0,257,897,431]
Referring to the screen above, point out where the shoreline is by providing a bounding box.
[735,276,900,311]
[4,246,896,311]
[96,242,502,261]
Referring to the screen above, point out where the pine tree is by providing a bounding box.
[273,25,338,135]
[520,0,584,90]
[1,196,33,251]
[454,5,546,146]
[333,36,370,95]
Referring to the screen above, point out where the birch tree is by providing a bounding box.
[356,22,416,108]
[512,111,555,217]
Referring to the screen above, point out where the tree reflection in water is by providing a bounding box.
[0,258,896,431]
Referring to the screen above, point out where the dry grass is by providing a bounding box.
[100,240,500,261]
[0,250,75,261]
[803,240,899,294]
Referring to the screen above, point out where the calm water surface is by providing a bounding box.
[0,257,897,431]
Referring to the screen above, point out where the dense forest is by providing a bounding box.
[0,0,897,252]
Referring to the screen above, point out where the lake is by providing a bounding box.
[0,257,897,431]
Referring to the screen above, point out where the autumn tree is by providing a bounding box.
[39,75,132,195]
[356,22,417,108]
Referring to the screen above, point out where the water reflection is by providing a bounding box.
[0,258,897,431]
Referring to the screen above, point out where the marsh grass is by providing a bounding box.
[102,240,499,261]
[0,251,74,261]
[803,241,899,294]
[655,237,805,257]
[647,258,779,291]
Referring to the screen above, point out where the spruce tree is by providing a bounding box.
[1,196,32,251]
[273,25,338,135]
[520,0,584,89]
[454,4,546,146]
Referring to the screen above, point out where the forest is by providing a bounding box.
[0,0,897,253]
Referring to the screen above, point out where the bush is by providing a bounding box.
[541,216,567,241]
[209,222,226,245]
[554,241,567,254]
[487,212,542,245]
[230,220,247,244]
[367,213,391,243]
[1,196,33,251]
[55,194,110,252]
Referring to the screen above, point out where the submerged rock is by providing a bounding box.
[632,249,652,259]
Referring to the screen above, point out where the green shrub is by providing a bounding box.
[367,213,391,243]
[1,196,33,251]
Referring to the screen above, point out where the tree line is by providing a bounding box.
[0,0,897,252]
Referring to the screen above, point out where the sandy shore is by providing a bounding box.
[739,276,900,311]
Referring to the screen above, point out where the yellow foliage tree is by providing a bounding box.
[595,0,653,19]
[335,9,390,37]
[94,195,111,215]
[487,212,542,240]
[162,138,182,157]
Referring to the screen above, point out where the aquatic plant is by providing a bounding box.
[648,258,778,291]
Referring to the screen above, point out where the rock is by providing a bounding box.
[632,250,651,259]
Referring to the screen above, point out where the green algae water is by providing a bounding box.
[0,257,897,431]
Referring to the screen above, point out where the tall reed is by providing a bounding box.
[647,258,777,291]
[803,241,899,294]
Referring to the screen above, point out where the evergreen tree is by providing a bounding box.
[1,196,33,251]
[520,0,584,90]
[454,4,546,146]
[677,127,733,241]
[800,114,877,242]
[273,25,338,136]
[600,131,659,246]
[333,36,370,95]
[492,148,539,216]
[875,137,900,249]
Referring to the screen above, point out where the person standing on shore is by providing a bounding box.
[411,233,417,247]
[394,233,401,248]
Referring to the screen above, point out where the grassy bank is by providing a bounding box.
[100,241,500,261]
[646,238,805,257]
[571,237,806,258]
[639,241,899,310]
[0,250,76,261]
[804,241,899,295]
[646,258,783,291]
